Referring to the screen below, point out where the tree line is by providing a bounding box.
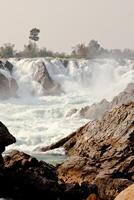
[0,28,134,60]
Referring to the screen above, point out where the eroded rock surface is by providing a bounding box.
[58,102,134,200]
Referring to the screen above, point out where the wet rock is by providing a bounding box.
[110,83,134,109]
[114,183,134,200]
[79,99,109,120]
[66,108,78,117]
[0,121,15,198]
[0,60,18,99]
[34,61,61,95]
[4,61,14,73]
[71,82,134,120]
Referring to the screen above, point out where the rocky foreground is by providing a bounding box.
[0,122,98,200]
[58,102,134,199]
[0,102,133,199]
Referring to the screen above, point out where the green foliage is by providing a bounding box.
[0,43,15,58]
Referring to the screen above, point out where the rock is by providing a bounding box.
[0,60,18,99]
[66,108,78,117]
[1,150,98,200]
[79,99,109,120]
[3,150,60,200]
[57,102,134,200]
[72,82,134,120]
[34,61,61,95]
[95,178,133,200]
[114,183,134,200]
[110,83,134,109]
[60,182,98,200]
[0,60,14,73]
[0,122,16,198]
[0,121,16,153]
[0,74,18,99]
[4,61,14,73]
[35,131,76,152]
[86,194,97,200]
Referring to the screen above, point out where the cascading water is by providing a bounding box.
[1,58,134,156]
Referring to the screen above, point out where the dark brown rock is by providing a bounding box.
[3,150,60,200]
[1,150,97,200]
[0,121,16,153]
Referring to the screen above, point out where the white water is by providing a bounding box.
[1,58,134,154]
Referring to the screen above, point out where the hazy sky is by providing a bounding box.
[0,0,134,52]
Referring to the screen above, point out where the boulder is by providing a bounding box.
[0,60,14,73]
[34,61,61,95]
[0,121,16,198]
[3,150,60,200]
[2,150,98,200]
[0,60,18,99]
[69,83,134,120]
[0,121,16,153]
[79,99,109,120]
[4,61,14,73]
[114,183,134,200]
[57,102,134,200]
[110,83,134,109]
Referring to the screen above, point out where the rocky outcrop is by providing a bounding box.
[34,61,61,95]
[0,60,18,99]
[0,122,98,200]
[79,99,109,120]
[0,121,16,198]
[114,183,134,200]
[66,83,134,120]
[0,121,16,153]
[3,150,60,200]
[57,102,134,200]
[110,83,134,108]
[1,150,98,200]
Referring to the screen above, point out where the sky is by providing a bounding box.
[0,0,134,52]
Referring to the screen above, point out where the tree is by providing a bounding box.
[87,40,101,58]
[29,28,40,42]
[71,43,88,58]
[23,41,39,58]
[0,43,15,58]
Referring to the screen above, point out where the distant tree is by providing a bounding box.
[22,41,39,58]
[71,43,88,58]
[87,40,101,58]
[29,28,40,42]
[0,43,15,58]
